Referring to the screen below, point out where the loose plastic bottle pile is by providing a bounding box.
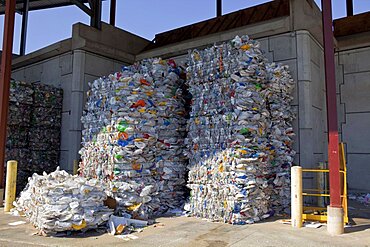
[12,168,113,235]
[79,59,187,219]
[6,80,63,193]
[185,35,295,224]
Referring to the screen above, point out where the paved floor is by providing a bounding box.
[0,201,369,247]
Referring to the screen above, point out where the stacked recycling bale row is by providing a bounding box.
[30,83,62,173]
[185,36,295,224]
[6,80,63,193]
[148,59,188,211]
[80,59,187,219]
[265,63,296,214]
[12,168,113,235]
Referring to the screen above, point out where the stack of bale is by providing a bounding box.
[29,83,62,174]
[265,63,296,214]
[80,59,187,219]
[185,35,295,224]
[6,80,63,193]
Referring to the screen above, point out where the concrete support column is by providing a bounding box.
[66,50,86,172]
[327,206,344,235]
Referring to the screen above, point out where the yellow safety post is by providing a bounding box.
[4,160,17,212]
[73,160,78,175]
[291,166,303,228]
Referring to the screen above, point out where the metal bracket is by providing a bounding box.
[71,0,92,16]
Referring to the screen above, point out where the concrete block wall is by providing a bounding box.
[12,51,127,172]
[337,46,370,192]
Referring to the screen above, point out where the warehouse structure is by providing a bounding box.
[1,0,369,194]
[0,0,370,230]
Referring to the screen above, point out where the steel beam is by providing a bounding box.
[90,0,102,29]
[0,0,16,188]
[346,0,353,16]
[72,0,92,16]
[321,0,341,208]
[20,0,29,56]
[110,0,116,26]
[217,0,222,17]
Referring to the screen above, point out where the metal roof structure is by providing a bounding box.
[0,0,89,14]
[145,0,289,51]
[0,0,106,55]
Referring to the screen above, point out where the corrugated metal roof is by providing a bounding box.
[334,11,370,37]
[143,0,290,51]
[0,0,89,14]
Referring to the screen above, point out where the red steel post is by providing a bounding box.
[0,0,17,188]
[321,0,341,208]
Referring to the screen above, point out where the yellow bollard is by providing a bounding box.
[291,166,303,228]
[73,160,78,175]
[4,160,17,212]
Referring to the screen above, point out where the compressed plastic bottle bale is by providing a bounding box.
[8,104,32,127]
[31,107,62,127]
[80,59,188,219]
[29,150,60,173]
[6,126,29,149]
[28,127,60,151]
[12,168,113,235]
[9,80,34,105]
[265,63,296,214]
[6,80,63,194]
[185,35,295,224]
[32,83,63,108]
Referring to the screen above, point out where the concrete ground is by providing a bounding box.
[0,200,369,247]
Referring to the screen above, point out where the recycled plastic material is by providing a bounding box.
[108,215,148,235]
[79,59,187,219]
[185,35,295,224]
[12,168,113,235]
[6,80,63,194]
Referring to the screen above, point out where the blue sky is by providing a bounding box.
[0,0,370,54]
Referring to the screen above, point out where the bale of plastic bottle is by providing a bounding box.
[12,168,113,235]
[185,35,295,224]
[80,59,187,219]
[6,80,63,194]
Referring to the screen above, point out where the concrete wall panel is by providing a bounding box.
[40,57,62,88]
[269,33,297,61]
[85,53,114,77]
[296,32,312,82]
[312,107,325,154]
[339,48,370,74]
[347,154,370,191]
[11,68,25,81]
[298,80,312,129]
[342,72,370,113]
[60,53,73,75]
[311,63,324,109]
[24,64,42,83]
[342,113,370,153]
[60,112,70,151]
[60,74,72,112]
